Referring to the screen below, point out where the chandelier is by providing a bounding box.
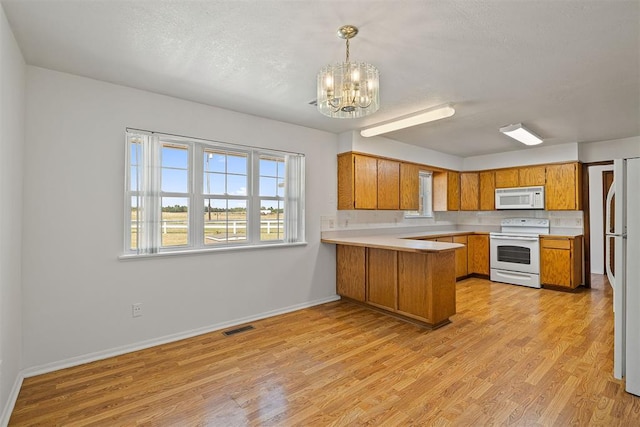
[317,25,380,119]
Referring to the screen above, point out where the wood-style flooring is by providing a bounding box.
[10,275,640,426]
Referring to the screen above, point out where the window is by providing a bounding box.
[125,130,305,255]
[405,171,433,218]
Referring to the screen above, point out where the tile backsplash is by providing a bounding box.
[320,210,584,236]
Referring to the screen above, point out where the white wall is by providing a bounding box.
[339,131,464,171]
[579,136,640,163]
[0,4,25,421]
[588,165,614,274]
[22,67,338,371]
[463,142,579,171]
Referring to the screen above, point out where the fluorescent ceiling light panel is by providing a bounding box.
[360,104,455,137]
[499,123,543,145]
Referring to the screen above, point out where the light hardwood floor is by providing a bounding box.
[10,275,640,426]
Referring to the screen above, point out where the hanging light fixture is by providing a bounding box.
[317,25,380,119]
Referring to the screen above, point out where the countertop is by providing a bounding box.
[320,233,465,253]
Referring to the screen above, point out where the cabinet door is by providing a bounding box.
[367,248,397,310]
[337,154,354,210]
[479,171,495,210]
[453,235,468,279]
[377,159,400,210]
[354,155,378,209]
[448,172,461,211]
[546,163,581,210]
[495,169,519,188]
[541,247,571,287]
[397,252,430,320]
[460,173,479,211]
[519,166,546,186]
[467,234,489,275]
[336,245,366,301]
[400,163,420,210]
[540,236,583,288]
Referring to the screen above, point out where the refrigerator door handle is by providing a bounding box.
[606,183,616,288]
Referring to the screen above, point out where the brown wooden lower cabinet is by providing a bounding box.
[467,234,490,276]
[335,244,457,328]
[367,248,397,310]
[336,245,366,301]
[540,236,583,289]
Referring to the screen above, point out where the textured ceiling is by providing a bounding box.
[3,0,639,157]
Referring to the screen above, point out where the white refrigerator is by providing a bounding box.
[606,157,640,396]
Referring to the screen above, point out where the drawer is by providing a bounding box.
[541,238,571,250]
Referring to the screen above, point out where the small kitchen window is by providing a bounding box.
[405,171,433,218]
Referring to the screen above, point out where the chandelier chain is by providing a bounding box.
[345,38,350,63]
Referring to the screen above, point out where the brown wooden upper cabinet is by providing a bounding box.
[460,172,479,211]
[545,162,582,210]
[338,153,377,209]
[460,171,495,211]
[519,165,546,186]
[479,170,495,210]
[377,158,400,210]
[433,171,460,211]
[495,166,546,188]
[400,163,420,210]
[337,152,419,210]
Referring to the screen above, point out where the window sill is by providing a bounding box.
[119,241,308,260]
[404,214,434,219]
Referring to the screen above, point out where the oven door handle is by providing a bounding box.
[491,236,539,242]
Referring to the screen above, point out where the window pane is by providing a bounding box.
[277,178,284,197]
[130,196,139,250]
[162,145,188,168]
[260,199,283,241]
[130,142,139,166]
[130,166,138,191]
[205,152,226,173]
[227,174,247,195]
[161,197,188,247]
[204,199,247,245]
[227,153,248,175]
[162,168,188,193]
[260,176,278,197]
[260,158,277,176]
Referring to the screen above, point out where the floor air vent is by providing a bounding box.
[222,325,255,336]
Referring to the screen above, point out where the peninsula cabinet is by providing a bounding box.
[545,163,582,210]
[397,251,456,326]
[336,245,366,301]
[540,235,583,289]
[426,236,468,279]
[467,234,490,276]
[367,248,397,310]
[329,240,458,328]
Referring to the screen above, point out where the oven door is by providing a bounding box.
[490,234,540,274]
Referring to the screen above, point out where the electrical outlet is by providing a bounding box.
[132,303,143,318]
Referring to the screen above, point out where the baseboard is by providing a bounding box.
[1,373,24,427]
[21,295,340,379]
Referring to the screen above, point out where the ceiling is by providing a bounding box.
[3,0,639,157]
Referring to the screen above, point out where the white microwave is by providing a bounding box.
[495,186,545,210]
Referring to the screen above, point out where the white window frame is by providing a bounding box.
[405,170,434,218]
[123,129,305,257]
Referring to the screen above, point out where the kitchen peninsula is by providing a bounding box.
[321,233,463,328]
